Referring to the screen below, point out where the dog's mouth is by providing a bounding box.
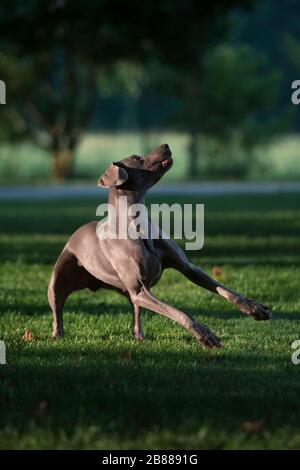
[150,156,173,171]
[161,157,173,169]
[161,146,173,169]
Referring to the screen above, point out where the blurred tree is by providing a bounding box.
[136,1,257,178]
[199,44,281,177]
[149,42,281,178]
[285,35,300,71]
[0,50,32,142]
[0,0,257,180]
[202,45,280,142]
[284,34,300,110]
[0,0,157,179]
[0,48,97,179]
[234,0,300,125]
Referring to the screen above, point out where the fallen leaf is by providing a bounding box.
[36,400,48,417]
[120,351,132,361]
[242,418,265,433]
[22,329,33,342]
[212,266,222,279]
[108,377,118,387]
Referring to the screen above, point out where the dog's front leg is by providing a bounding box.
[131,288,221,349]
[179,263,272,321]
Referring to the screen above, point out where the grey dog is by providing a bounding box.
[48,144,271,348]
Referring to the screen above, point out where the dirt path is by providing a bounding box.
[0,181,300,200]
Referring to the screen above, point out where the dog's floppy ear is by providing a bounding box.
[98,163,128,188]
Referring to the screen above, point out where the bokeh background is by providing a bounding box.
[1,0,300,451]
[0,0,300,185]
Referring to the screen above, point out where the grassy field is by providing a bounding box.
[0,192,300,449]
[1,132,300,183]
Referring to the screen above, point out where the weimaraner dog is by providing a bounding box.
[48,144,271,348]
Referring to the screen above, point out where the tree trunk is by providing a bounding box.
[186,78,202,180]
[188,129,199,179]
[186,35,203,180]
[53,148,74,181]
[137,90,153,155]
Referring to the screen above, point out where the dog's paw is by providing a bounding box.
[51,331,64,340]
[191,322,222,349]
[133,332,145,341]
[238,298,272,321]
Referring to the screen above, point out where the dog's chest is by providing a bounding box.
[142,243,162,287]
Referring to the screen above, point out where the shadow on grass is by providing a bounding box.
[0,345,298,449]
[0,193,300,238]
[188,307,300,322]
[0,295,130,318]
[0,193,299,267]
[0,237,299,267]
[2,283,299,323]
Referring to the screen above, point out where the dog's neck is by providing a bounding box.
[105,188,150,239]
[108,187,147,226]
[108,187,145,208]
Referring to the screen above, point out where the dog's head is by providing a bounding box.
[98,144,173,192]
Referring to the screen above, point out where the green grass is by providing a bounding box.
[0,192,300,449]
[1,132,300,183]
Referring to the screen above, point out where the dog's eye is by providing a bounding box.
[132,155,141,162]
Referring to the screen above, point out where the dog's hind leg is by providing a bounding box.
[114,292,144,341]
[48,275,66,338]
[131,304,144,341]
[48,249,101,338]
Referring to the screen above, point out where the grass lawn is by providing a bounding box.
[0,192,300,449]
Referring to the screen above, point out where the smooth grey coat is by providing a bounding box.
[48,144,271,348]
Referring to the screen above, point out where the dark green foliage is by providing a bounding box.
[0,0,256,179]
